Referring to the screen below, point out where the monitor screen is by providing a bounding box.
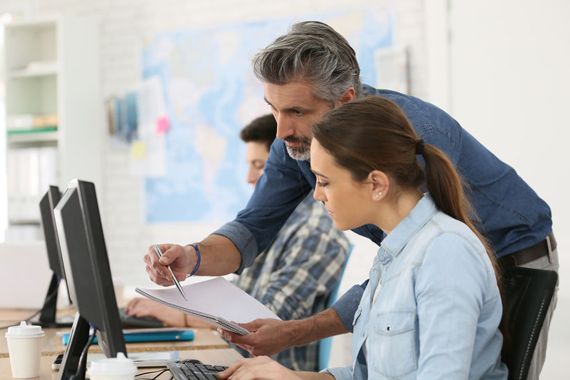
[37,185,74,327]
[54,179,125,358]
[39,185,65,279]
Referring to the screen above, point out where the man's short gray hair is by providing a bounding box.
[253,21,362,103]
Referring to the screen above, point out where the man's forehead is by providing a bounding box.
[263,82,320,105]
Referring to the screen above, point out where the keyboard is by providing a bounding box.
[167,359,228,380]
[118,307,165,328]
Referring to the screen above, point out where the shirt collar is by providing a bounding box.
[362,84,375,96]
[377,194,437,263]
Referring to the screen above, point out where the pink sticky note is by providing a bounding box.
[156,116,170,134]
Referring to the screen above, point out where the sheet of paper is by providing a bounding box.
[136,277,280,324]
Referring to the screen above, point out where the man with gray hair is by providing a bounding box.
[145,21,556,378]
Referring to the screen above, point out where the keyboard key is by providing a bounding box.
[168,359,228,380]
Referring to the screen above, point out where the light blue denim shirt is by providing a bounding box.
[326,195,508,380]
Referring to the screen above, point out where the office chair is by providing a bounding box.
[318,245,353,371]
[501,267,558,380]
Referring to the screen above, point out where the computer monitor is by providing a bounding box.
[54,180,126,380]
[36,185,73,327]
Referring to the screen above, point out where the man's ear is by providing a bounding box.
[335,87,356,107]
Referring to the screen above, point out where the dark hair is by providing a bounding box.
[239,114,277,151]
[312,96,501,278]
[253,21,362,103]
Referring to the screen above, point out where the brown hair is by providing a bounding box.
[240,114,277,151]
[312,96,501,279]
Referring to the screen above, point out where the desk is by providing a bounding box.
[1,308,229,359]
[1,307,239,379]
[0,326,230,359]
[0,348,243,380]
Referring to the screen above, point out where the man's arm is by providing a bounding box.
[219,282,368,356]
[222,308,349,356]
[145,140,312,283]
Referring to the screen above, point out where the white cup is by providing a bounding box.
[88,353,137,380]
[4,321,44,378]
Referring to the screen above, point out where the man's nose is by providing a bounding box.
[276,114,294,140]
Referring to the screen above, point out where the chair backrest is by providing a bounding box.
[502,267,557,380]
[318,244,353,371]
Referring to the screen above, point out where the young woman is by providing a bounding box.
[218,96,508,380]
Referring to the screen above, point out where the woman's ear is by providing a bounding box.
[368,170,389,201]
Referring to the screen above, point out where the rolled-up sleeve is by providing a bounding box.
[331,281,367,332]
[213,221,258,273]
[322,366,352,379]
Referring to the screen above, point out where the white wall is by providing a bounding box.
[439,1,570,378]
[448,1,570,261]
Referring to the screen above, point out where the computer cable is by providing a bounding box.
[0,288,58,329]
[68,326,97,380]
[135,368,169,380]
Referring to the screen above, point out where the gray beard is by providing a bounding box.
[285,145,311,161]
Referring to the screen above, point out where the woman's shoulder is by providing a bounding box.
[416,211,490,270]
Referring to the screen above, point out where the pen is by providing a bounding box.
[153,245,188,301]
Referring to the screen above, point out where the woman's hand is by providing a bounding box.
[125,298,186,327]
[217,356,302,380]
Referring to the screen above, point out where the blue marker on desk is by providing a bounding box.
[153,244,188,301]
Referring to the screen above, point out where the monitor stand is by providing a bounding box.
[31,273,73,328]
[58,313,91,380]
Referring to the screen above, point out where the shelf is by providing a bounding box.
[7,127,58,144]
[8,67,58,78]
[6,16,59,28]
[7,218,41,226]
[2,15,102,243]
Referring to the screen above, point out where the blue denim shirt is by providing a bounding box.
[326,195,508,380]
[214,86,552,330]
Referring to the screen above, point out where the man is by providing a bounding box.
[131,114,349,371]
[146,22,557,378]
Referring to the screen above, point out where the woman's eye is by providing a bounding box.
[317,181,329,188]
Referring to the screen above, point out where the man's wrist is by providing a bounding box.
[284,311,341,348]
[285,319,308,347]
[183,244,200,275]
[189,243,202,276]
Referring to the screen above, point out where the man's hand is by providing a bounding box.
[219,309,349,356]
[219,319,300,356]
[142,236,242,282]
[143,243,194,285]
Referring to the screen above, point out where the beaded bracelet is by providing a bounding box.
[189,243,202,276]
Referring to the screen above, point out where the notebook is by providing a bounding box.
[135,277,280,335]
[60,328,194,345]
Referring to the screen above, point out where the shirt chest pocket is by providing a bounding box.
[370,311,418,378]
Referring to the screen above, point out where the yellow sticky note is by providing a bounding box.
[131,141,147,159]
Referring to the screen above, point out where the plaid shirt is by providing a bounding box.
[234,194,350,371]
